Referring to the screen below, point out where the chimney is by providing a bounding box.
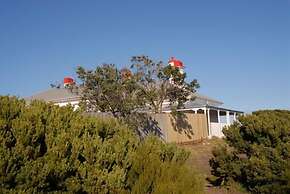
[63,77,74,87]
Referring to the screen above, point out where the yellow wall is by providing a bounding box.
[151,113,208,143]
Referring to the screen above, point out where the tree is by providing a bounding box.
[76,64,143,118]
[209,110,290,194]
[130,55,199,113]
[0,96,203,193]
[76,56,199,118]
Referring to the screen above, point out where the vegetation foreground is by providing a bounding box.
[0,96,203,194]
[1,96,289,194]
[210,110,290,194]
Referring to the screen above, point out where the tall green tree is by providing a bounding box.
[76,55,199,118]
[76,64,143,118]
[130,55,199,113]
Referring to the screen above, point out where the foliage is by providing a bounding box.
[0,96,203,193]
[128,137,204,194]
[209,110,290,194]
[130,55,199,113]
[76,56,199,118]
[76,63,143,118]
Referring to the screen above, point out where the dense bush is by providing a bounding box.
[128,137,203,194]
[210,110,290,194]
[0,96,203,193]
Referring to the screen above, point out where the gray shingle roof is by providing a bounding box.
[25,88,80,103]
[25,88,223,107]
[190,93,223,106]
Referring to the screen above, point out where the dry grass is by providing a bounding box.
[179,138,248,194]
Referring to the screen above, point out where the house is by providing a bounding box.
[25,83,242,139]
[25,57,243,140]
[25,87,81,109]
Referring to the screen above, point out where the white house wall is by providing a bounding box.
[55,100,80,110]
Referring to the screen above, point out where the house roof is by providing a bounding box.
[190,93,223,106]
[24,88,80,103]
[25,87,223,108]
[161,94,223,111]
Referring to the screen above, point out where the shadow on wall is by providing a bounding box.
[86,112,165,139]
[136,113,194,140]
[146,113,208,143]
[129,113,164,140]
[86,112,208,143]
[170,112,194,139]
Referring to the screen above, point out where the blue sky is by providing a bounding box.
[0,0,289,112]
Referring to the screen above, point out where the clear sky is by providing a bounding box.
[0,0,289,112]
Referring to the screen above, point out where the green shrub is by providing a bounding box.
[0,96,203,193]
[128,137,204,194]
[210,110,290,194]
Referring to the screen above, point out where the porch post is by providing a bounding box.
[226,111,230,124]
[217,110,221,123]
[207,108,212,138]
[233,112,237,121]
